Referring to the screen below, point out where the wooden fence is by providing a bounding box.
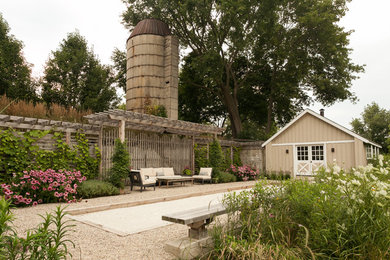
[0,115,263,179]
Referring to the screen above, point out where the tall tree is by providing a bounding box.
[122,0,363,138]
[351,102,390,153]
[0,14,36,101]
[111,48,127,93]
[179,52,226,124]
[42,32,118,112]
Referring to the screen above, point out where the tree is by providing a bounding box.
[111,48,127,92]
[122,0,363,137]
[351,102,390,153]
[179,52,226,124]
[42,32,118,112]
[0,14,36,101]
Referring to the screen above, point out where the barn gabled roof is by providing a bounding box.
[262,109,382,148]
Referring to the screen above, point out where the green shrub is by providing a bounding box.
[209,138,224,176]
[194,144,209,174]
[109,139,130,188]
[232,146,242,166]
[211,156,390,259]
[77,180,119,198]
[222,148,232,171]
[0,198,75,259]
[214,171,237,183]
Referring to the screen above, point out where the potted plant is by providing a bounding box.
[182,166,192,176]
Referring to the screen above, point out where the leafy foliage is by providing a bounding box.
[209,139,224,176]
[122,0,363,137]
[351,102,390,153]
[42,31,119,112]
[109,139,130,188]
[214,171,236,183]
[0,129,100,183]
[77,180,119,199]
[178,52,226,124]
[194,144,209,174]
[0,199,75,259]
[211,158,390,259]
[111,48,127,92]
[0,15,37,102]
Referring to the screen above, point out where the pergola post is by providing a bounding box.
[119,120,125,142]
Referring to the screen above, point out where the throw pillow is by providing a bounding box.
[199,171,208,176]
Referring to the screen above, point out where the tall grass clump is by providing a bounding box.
[0,198,75,259]
[0,95,91,122]
[209,155,390,259]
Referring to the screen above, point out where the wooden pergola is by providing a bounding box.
[84,109,225,141]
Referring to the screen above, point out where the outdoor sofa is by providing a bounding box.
[192,168,213,184]
[130,167,179,192]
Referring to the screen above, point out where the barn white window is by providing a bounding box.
[311,145,324,161]
[297,146,308,160]
[366,145,373,159]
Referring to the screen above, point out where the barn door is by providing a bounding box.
[296,145,325,176]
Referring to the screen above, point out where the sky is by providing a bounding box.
[1,0,389,129]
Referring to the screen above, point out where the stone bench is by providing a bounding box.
[162,203,226,259]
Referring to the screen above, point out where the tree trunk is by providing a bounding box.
[266,96,273,134]
[220,83,242,137]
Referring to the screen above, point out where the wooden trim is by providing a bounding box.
[272,140,355,146]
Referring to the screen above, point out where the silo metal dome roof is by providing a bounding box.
[128,19,172,39]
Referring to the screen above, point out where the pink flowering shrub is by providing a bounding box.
[228,165,260,181]
[0,169,86,206]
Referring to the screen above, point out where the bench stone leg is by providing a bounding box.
[188,219,210,239]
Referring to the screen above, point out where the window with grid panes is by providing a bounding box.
[297,146,309,161]
[311,145,324,160]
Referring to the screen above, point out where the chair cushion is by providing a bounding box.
[143,176,156,185]
[199,168,212,176]
[156,172,164,176]
[140,168,153,182]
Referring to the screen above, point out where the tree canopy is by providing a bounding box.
[42,32,119,112]
[0,14,36,101]
[111,48,127,93]
[351,102,390,153]
[122,0,363,138]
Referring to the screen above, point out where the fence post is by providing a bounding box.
[192,136,195,172]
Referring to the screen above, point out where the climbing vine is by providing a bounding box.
[0,129,100,183]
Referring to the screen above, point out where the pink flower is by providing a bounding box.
[33,201,38,206]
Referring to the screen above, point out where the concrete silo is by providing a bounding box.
[126,19,179,120]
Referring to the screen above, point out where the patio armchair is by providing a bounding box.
[192,168,213,184]
[129,168,157,192]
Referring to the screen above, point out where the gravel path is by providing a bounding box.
[11,181,257,260]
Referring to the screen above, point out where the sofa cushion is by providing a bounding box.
[156,171,164,176]
[163,168,175,176]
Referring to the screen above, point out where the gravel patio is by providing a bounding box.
[12,181,257,260]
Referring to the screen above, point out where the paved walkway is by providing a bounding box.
[69,190,244,236]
